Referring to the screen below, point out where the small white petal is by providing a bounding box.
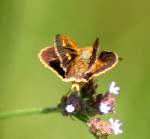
[110,82,115,87]
[109,118,123,135]
[115,87,120,91]
[109,81,120,95]
[115,120,119,124]
[99,103,111,114]
[65,104,75,113]
[109,118,113,123]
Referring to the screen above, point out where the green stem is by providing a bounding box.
[0,106,59,120]
[102,136,108,139]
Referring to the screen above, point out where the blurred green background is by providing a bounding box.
[0,0,150,139]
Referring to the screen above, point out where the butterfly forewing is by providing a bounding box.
[88,38,100,68]
[55,34,78,71]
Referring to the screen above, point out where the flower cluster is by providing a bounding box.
[88,118,122,137]
[58,80,122,138]
[98,82,119,114]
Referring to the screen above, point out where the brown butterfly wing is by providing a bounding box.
[55,34,78,71]
[39,47,65,79]
[85,51,118,80]
[88,38,100,68]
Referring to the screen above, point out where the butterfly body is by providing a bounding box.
[65,47,93,82]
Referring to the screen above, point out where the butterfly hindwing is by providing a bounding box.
[85,51,118,80]
[39,47,65,79]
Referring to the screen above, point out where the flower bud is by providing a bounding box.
[88,118,112,137]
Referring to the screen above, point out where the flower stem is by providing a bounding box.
[0,106,59,120]
[102,136,108,139]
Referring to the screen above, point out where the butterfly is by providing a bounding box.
[39,34,118,83]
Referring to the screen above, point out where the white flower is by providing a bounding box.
[109,118,123,135]
[65,104,75,113]
[99,102,111,114]
[109,81,120,95]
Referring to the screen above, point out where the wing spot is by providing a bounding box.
[66,53,72,60]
